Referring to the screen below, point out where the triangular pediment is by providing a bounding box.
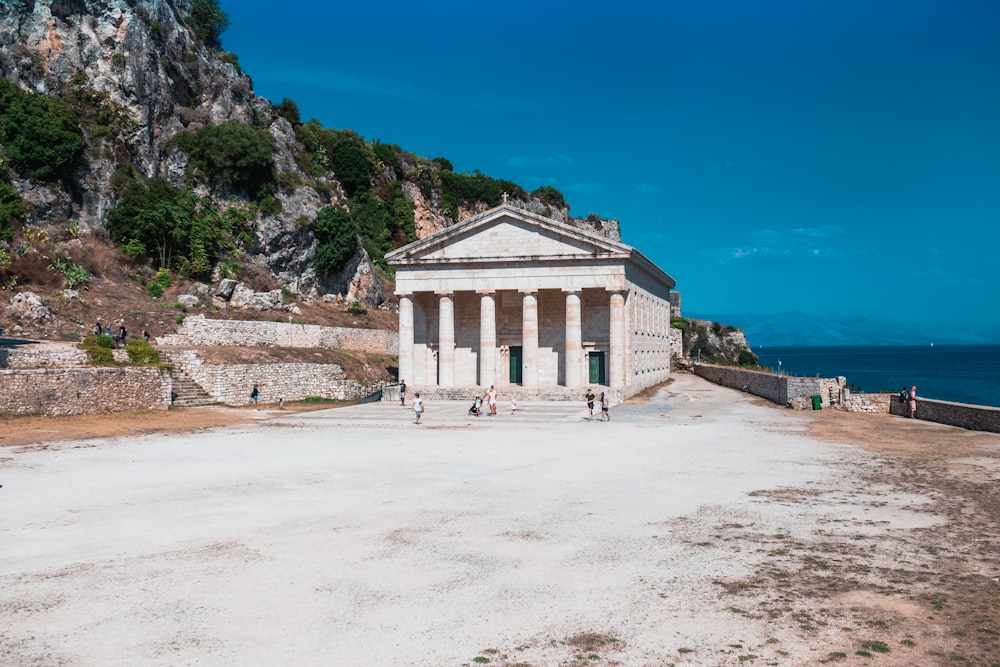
[386,205,630,265]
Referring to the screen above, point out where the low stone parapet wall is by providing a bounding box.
[844,393,893,413]
[693,364,845,407]
[889,396,1000,433]
[694,365,783,403]
[0,367,171,415]
[158,315,398,355]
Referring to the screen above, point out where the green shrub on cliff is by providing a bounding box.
[188,0,230,48]
[108,169,247,278]
[372,140,403,176]
[314,205,358,276]
[0,79,85,183]
[532,185,567,210]
[439,170,527,217]
[169,121,276,200]
[0,180,23,239]
[293,123,376,197]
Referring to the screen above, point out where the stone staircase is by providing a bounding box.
[159,350,215,407]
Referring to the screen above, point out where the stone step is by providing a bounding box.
[159,350,215,407]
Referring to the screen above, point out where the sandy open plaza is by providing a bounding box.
[2,374,999,666]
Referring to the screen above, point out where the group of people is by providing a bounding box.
[398,379,614,424]
[584,388,611,421]
[468,385,501,417]
[93,319,150,346]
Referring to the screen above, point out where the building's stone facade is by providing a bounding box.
[157,315,397,355]
[387,204,676,401]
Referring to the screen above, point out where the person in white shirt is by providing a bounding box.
[412,392,424,424]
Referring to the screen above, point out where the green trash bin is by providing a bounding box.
[811,395,822,410]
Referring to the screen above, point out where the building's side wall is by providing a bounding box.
[0,367,171,415]
[623,282,672,395]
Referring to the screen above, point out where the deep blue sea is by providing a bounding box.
[753,345,1000,408]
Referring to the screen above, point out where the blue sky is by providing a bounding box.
[219,0,1000,330]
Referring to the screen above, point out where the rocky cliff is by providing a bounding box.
[0,0,621,307]
[677,318,756,366]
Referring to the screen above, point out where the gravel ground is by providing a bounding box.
[1,374,998,666]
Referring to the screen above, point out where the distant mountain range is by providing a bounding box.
[686,312,1000,348]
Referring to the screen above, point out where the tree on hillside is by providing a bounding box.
[169,121,276,200]
[189,0,230,47]
[107,172,233,278]
[0,79,85,183]
[314,205,358,276]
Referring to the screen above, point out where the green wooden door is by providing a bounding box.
[509,346,523,384]
[589,351,606,385]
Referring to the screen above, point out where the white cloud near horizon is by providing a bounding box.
[703,224,848,264]
[566,182,605,196]
[506,153,574,168]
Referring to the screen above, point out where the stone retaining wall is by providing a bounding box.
[164,349,382,405]
[158,315,398,355]
[199,364,381,406]
[693,364,845,407]
[0,367,171,415]
[0,345,131,369]
[889,396,1000,433]
[0,345,90,368]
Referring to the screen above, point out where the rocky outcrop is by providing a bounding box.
[680,319,754,365]
[0,0,625,308]
[0,0,259,227]
[5,291,53,323]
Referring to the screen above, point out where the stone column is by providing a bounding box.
[437,292,455,387]
[521,290,539,387]
[478,291,496,386]
[609,290,627,388]
[398,293,414,385]
[564,290,583,388]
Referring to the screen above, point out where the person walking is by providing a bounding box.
[487,385,498,416]
[908,385,917,418]
[399,379,406,407]
[599,392,610,422]
[413,392,424,424]
[250,383,259,407]
[585,388,596,420]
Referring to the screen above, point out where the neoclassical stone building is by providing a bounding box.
[386,203,676,400]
